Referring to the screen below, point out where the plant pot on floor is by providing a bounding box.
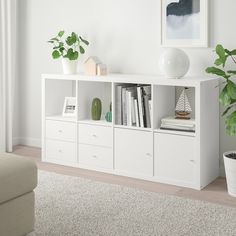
[62,58,78,74]
[224,151,236,197]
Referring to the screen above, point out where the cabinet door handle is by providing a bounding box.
[92,155,98,159]
[190,160,195,163]
[146,153,152,157]
[92,134,97,138]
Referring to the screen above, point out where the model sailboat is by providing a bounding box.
[175,88,192,120]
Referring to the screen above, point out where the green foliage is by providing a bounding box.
[48,30,89,60]
[206,44,236,136]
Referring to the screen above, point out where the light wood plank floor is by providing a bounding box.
[13,145,236,208]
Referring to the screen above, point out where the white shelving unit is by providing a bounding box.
[42,73,219,190]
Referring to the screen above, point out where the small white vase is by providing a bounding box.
[61,58,78,74]
[224,151,236,197]
[159,48,190,79]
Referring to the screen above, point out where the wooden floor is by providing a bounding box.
[13,145,236,208]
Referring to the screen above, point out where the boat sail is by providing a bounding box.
[175,88,192,119]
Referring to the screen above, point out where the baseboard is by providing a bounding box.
[13,137,41,148]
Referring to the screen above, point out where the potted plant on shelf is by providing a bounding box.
[48,30,89,74]
[206,44,236,197]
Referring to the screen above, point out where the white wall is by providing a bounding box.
[16,0,236,175]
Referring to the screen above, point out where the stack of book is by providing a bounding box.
[115,84,152,128]
[160,116,195,133]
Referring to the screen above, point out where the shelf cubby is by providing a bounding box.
[114,83,152,129]
[44,79,77,119]
[77,81,112,123]
[153,85,196,132]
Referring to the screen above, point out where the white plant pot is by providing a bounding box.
[62,58,78,74]
[224,151,236,197]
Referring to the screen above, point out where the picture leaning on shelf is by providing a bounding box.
[115,84,152,128]
[62,97,77,117]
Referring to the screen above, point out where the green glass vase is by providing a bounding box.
[91,98,102,120]
[105,111,112,122]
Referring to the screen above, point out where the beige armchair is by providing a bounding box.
[0,153,37,236]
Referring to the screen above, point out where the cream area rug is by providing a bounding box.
[29,171,236,236]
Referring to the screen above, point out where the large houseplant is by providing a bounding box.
[48,30,89,74]
[206,44,236,197]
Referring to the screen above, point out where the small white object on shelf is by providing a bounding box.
[159,48,190,79]
[160,116,195,132]
[62,58,78,74]
[84,56,102,76]
[62,97,77,117]
[175,88,192,119]
[97,64,107,76]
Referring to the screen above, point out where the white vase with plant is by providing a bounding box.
[48,30,89,74]
[206,44,236,197]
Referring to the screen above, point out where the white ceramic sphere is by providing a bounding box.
[159,48,190,79]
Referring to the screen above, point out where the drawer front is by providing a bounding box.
[46,139,77,163]
[78,124,112,147]
[46,120,76,142]
[154,133,196,184]
[79,144,113,169]
[115,128,153,177]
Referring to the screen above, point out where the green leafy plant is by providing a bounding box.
[48,30,89,60]
[206,44,236,136]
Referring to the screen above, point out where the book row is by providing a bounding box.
[115,84,152,128]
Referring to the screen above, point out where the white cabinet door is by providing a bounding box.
[154,133,197,186]
[114,128,153,177]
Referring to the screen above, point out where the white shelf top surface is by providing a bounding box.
[42,73,219,86]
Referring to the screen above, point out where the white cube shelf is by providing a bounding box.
[42,73,219,190]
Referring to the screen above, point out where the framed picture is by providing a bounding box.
[62,97,77,117]
[161,0,208,47]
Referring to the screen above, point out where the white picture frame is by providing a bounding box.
[62,97,77,117]
[161,0,208,47]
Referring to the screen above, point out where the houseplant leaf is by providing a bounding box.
[206,67,229,79]
[226,111,236,135]
[79,46,85,54]
[227,80,236,99]
[228,70,236,75]
[66,48,79,60]
[219,85,231,106]
[214,58,223,66]
[222,106,233,116]
[58,30,65,37]
[52,50,61,59]
[79,36,89,45]
[230,49,236,55]
[216,44,226,67]
[50,37,59,42]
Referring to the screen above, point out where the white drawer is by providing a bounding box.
[78,124,112,147]
[45,139,77,163]
[79,144,113,169]
[46,120,76,142]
